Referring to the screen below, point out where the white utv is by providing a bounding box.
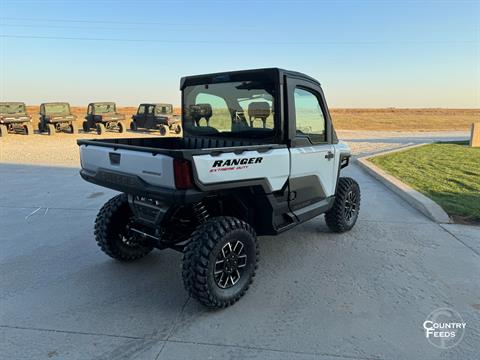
[78,68,360,308]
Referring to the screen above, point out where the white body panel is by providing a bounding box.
[193,148,290,191]
[79,145,176,189]
[290,144,338,197]
[79,142,351,197]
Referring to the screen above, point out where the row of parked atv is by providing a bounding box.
[0,102,182,137]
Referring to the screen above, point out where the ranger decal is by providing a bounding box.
[210,157,263,172]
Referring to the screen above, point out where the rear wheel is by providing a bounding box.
[47,123,56,136]
[96,123,106,135]
[0,124,8,137]
[159,125,168,136]
[24,123,34,135]
[182,216,258,308]
[325,177,361,233]
[174,124,182,134]
[69,122,78,134]
[82,121,89,133]
[94,194,153,261]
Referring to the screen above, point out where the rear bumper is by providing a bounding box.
[80,168,206,204]
[48,119,75,124]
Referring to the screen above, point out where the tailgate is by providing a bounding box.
[79,145,175,189]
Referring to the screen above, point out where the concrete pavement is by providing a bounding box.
[337,130,470,157]
[0,162,479,360]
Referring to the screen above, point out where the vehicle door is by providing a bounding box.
[133,104,147,127]
[39,104,45,128]
[86,104,95,126]
[145,105,156,128]
[286,78,338,222]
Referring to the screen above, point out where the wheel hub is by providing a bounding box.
[344,190,358,222]
[214,240,247,289]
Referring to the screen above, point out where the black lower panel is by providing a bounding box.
[288,175,327,211]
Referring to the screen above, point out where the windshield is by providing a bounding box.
[94,103,116,114]
[183,80,276,138]
[0,103,26,114]
[44,103,69,115]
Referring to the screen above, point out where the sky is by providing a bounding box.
[0,0,479,108]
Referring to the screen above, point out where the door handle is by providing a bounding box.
[325,151,334,160]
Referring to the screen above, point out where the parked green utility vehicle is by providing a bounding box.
[130,103,182,136]
[83,102,127,135]
[0,102,33,137]
[38,102,78,135]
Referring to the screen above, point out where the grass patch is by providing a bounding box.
[370,142,480,224]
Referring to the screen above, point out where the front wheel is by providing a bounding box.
[96,123,106,135]
[94,194,153,261]
[82,121,89,133]
[325,177,361,233]
[47,123,56,136]
[174,124,182,134]
[0,124,8,137]
[130,121,137,131]
[118,121,126,133]
[24,123,34,135]
[182,216,258,309]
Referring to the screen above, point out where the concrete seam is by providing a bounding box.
[439,225,480,257]
[0,324,143,340]
[154,297,191,360]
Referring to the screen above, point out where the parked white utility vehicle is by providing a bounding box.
[78,68,360,308]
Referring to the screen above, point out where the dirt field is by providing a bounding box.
[1,107,476,166]
[0,130,169,167]
[23,106,479,132]
[330,108,479,131]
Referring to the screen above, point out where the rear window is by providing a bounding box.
[44,103,69,115]
[183,80,276,138]
[93,103,116,114]
[0,103,26,114]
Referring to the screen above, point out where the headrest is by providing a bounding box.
[248,102,270,119]
[190,103,212,121]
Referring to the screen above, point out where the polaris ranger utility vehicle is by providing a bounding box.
[0,102,33,137]
[38,102,77,135]
[131,103,182,136]
[78,68,360,308]
[83,102,127,135]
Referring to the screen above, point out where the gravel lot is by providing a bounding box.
[0,130,469,167]
[0,130,162,166]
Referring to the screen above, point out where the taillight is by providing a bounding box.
[173,158,194,189]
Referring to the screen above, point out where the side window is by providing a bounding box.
[137,105,145,115]
[88,105,93,114]
[294,88,326,143]
[147,105,154,115]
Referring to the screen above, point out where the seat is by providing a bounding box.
[248,102,270,128]
[190,104,212,127]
